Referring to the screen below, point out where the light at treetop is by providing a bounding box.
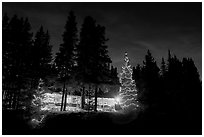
[118,52,139,111]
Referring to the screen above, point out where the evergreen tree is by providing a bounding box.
[181,57,201,125]
[76,16,95,110]
[110,65,119,84]
[160,57,167,77]
[182,58,200,105]
[99,66,119,98]
[31,78,46,125]
[164,51,201,129]
[2,14,33,110]
[132,64,145,103]
[2,13,11,82]
[2,13,13,109]
[133,64,142,83]
[76,16,97,84]
[32,26,52,79]
[54,11,78,111]
[118,52,139,112]
[5,14,22,81]
[7,15,33,80]
[166,51,183,92]
[76,16,111,111]
[142,50,160,108]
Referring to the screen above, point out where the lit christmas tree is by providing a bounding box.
[31,78,46,124]
[118,52,139,111]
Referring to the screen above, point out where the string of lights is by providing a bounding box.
[31,78,46,124]
[118,52,139,111]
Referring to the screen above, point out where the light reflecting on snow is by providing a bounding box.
[31,115,45,125]
[40,92,117,112]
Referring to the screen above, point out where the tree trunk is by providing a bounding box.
[60,81,66,111]
[81,86,85,109]
[88,85,91,112]
[63,88,68,111]
[8,91,13,109]
[16,94,20,110]
[2,89,5,100]
[94,85,98,112]
[12,92,17,110]
[3,90,7,109]
[5,90,9,109]
[3,90,7,100]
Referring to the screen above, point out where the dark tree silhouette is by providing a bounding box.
[131,49,201,134]
[160,57,167,77]
[3,13,10,83]
[2,14,33,110]
[54,11,78,111]
[32,26,52,79]
[2,13,13,109]
[180,57,201,127]
[132,64,144,104]
[158,57,168,111]
[76,16,112,111]
[141,50,160,109]
[110,65,119,85]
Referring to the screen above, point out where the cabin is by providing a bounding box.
[40,92,118,112]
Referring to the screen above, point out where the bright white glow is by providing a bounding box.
[34,92,117,112]
[115,96,121,103]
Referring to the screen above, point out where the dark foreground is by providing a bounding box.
[3,109,201,135]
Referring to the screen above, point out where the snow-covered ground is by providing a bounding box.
[40,92,117,112]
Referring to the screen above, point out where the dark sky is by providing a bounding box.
[3,2,202,76]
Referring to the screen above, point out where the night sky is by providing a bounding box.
[3,2,202,76]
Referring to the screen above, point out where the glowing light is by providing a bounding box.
[118,52,140,111]
[31,115,45,124]
[115,96,121,103]
[33,92,118,112]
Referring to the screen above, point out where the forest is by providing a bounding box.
[2,11,202,135]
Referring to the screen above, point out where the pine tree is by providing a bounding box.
[76,16,97,83]
[32,79,45,111]
[132,64,141,83]
[32,26,52,78]
[6,15,33,81]
[167,52,183,91]
[118,52,139,112]
[2,13,10,82]
[76,16,111,111]
[76,16,97,111]
[110,65,119,84]
[31,78,46,124]
[54,11,78,111]
[160,57,167,77]
[2,13,13,109]
[142,50,160,107]
[132,64,144,101]
[3,14,34,110]
[181,57,201,126]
